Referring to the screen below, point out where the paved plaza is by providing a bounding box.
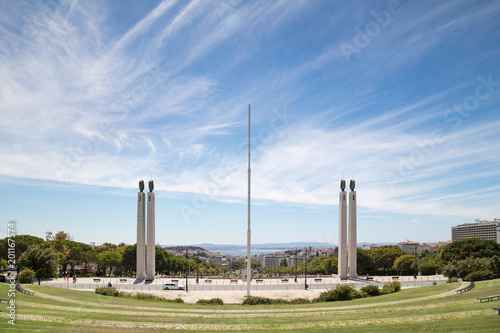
[40,275,448,303]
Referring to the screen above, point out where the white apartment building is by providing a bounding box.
[451,219,500,242]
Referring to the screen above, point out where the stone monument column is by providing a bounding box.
[136,181,146,279]
[146,180,155,280]
[338,180,348,279]
[348,180,357,278]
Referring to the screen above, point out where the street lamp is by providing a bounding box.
[304,248,308,290]
[185,249,189,292]
[295,248,298,283]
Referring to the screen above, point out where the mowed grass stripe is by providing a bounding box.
[1,309,493,331]
[18,282,460,313]
[2,280,498,332]
[16,298,481,319]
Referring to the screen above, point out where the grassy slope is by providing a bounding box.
[0,280,499,332]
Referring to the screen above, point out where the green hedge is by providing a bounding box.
[242,296,311,305]
[381,281,401,294]
[360,285,380,296]
[196,298,224,305]
[95,287,119,296]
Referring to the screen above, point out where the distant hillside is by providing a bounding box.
[162,242,398,250]
[176,242,336,250]
[163,245,207,252]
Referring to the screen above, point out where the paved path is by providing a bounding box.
[41,275,447,293]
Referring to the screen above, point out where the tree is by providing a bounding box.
[18,243,59,284]
[280,258,288,267]
[96,251,122,277]
[250,259,260,270]
[18,268,36,283]
[156,246,170,275]
[356,249,374,275]
[0,235,45,271]
[440,238,500,264]
[393,254,417,275]
[232,259,245,270]
[370,246,405,275]
[442,256,494,280]
[121,245,136,276]
[418,260,440,275]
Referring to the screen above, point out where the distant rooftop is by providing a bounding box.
[455,218,500,227]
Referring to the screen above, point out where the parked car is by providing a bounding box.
[163,283,185,290]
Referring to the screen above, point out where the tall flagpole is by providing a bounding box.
[246,104,252,297]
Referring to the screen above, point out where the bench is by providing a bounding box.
[145,279,153,283]
[314,278,322,282]
[340,278,348,282]
[230,279,238,284]
[119,279,127,283]
[455,281,475,294]
[204,280,212,284]
[281,279,289,283]
[256,279,264,284]
[494,308,500,315]
[15,284,35,295]
[366,277,374,281]
[392,276,399,280]
[478,295,500,302]
[171,279,179,283]
[0,298,11,303]
[93,279,101,283]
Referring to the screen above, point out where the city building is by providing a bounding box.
[398,240,450,254]
[209,255,232,269]
[451,219,500,242]
[398,240,420,254]
[361,244,379,250]
[260,255,286,268]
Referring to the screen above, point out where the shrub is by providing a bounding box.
[95,287,119,297]
[318,284,362,302]
[381,281,401,294]
[360,285,380,296]
[18,268,36,284]
[242,296,310,305]
[117,292,184,303]
[134,292,158,300]
[465,270,495,281]
[289,298,311,304]
[242,296,271,305]
[196,298,224,305]
[433,281,437,285]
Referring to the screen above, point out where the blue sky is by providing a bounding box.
[1,0,499,246]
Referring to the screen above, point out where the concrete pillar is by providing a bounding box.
[338,180,348,279]
[136,183,146,279]
[146,181,155,280]
[349,188,357,278]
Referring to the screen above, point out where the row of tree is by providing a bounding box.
[0,232,224,283]
[259,239,500,280]
[2,234,500,283]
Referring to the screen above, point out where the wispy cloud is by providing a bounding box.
[0,0,499,232]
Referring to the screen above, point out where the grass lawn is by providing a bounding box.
[0,280,499,332]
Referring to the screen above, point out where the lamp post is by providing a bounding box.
[304,248,308,290]
[185,249,189,292]
[414,245,418,280]
[295,248,298,283]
